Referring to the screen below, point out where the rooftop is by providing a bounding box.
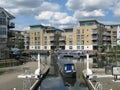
[0,7,15,19]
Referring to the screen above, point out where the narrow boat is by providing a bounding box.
[57,58,76,77]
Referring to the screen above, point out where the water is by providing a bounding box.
[38,54,88,90]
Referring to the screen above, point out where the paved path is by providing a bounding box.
[94,77,120,90]
[0,61,38,90]
[84,68,120,90]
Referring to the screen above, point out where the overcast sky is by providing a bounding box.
[1,0,120,30]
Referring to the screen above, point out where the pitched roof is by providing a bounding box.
[0,7,15,19]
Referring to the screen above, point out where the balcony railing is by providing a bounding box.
[102,32,110,36]
[92,36,98,40]
[112,33,117,36]
[50,37,55,41]
[59,43,65,46]
[92,31,98,34]
[8,22,15,28]
[59,37,65,41]
[92,42,98,46]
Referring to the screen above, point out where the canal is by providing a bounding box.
[37,54,88,90]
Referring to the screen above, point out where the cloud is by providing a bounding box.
[74,9,105,19]
[40,2,60,11]
[114,8,120,17]
[66,0,114,11]
[35,11,53,20]
[66,0,115,19]
[112,1,120,17]
[35,11,77,26]
[0,0,61,30]
[0,0,60,15]
[12,24,30,31]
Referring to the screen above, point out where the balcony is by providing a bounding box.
[92,36,98,40]
[50,42,55,46]
[59,37,65,41]
[24,34,30,37]
[103,37,107,41]
[8,22,15,28]
[50,37,55,41]
[92,31,98,34]
[103,37,111,41]
[102,32,110,36]
[59,43,65,46]
[106,38,111,41]
[92,42,98,46]
[112,33,117,36]
[103,42,107,46]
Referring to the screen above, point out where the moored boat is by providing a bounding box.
[57,58,76,77]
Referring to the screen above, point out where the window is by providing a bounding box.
[77,41,80,45]
[77,35,80,39]
[0,18,6,25]
[35,37,37,40]
[77,46,80,49]
[38,41,40,45]
[69,35,72,41]
[81,40,84,45]
[81,46,84,50]
[35,42,37,45]
[37,32,40,36]
[69,41,72,45]
[38,46,40,49]
[44,46,47,49]
[38,37,40,40]
[44,41,47,45]
[82,29,84,33]
[69,46,72,49]
[0,27,6,35]
[81,35,84,39]
[44,36,47,40]
[77,29,80,34]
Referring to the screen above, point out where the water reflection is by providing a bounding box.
[32,52,120,90]
[41,77,66,90]
[39,54,88,90]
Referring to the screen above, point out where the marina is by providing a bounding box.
[39,53,88,90]
[1,1,120,90]
[0,52,120,90]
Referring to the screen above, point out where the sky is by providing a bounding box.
[1,0,120,30]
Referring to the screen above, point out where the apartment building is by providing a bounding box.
[0,7,15,59]
[105,25,120,46]
[24,30,30,50]
[62,20,111,51]
[26,19,120,51]
[8,30,24,49]
[28,25,63,50]
[61,28,74,50]
[117,26,120,45]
